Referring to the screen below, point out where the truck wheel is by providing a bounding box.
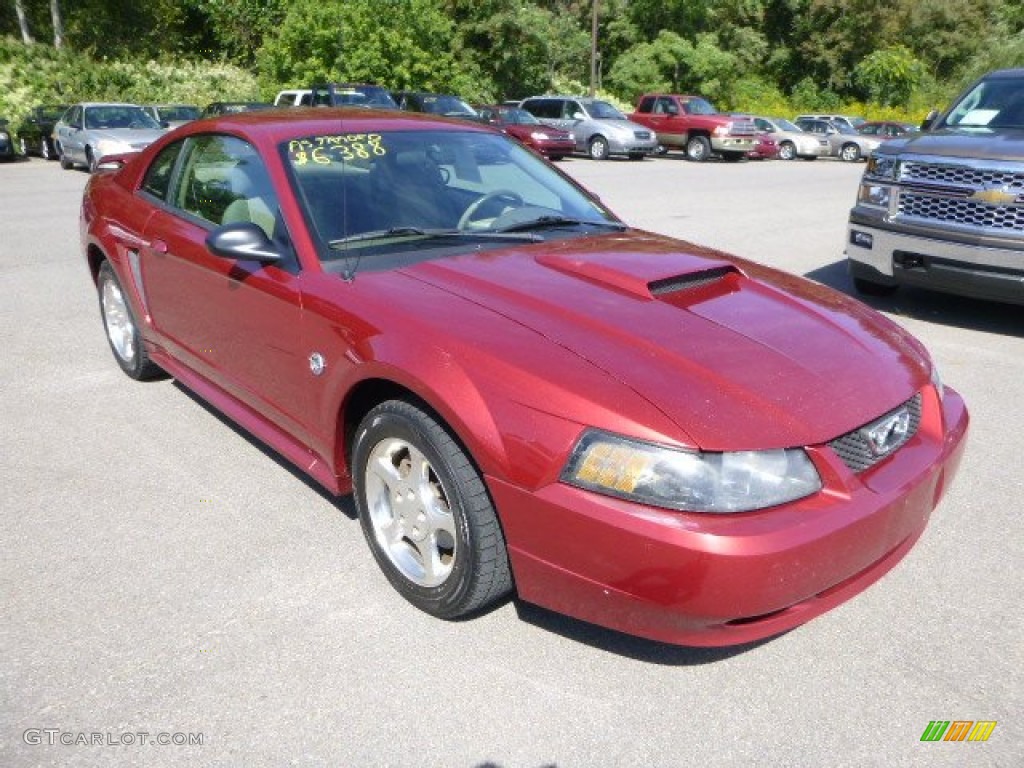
[588,135,610,160]
[778,142,796,161]
[685,135,711,162]
[840,143,861,162]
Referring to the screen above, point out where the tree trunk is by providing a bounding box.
[51,0,64,49]
[15,0,35,44]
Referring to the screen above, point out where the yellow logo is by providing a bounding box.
[969,187,1017,205]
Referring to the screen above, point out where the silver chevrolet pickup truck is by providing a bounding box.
[846,68,1024,306]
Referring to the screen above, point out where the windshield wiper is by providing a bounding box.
[328,226,542,248]
[495,216,627,233]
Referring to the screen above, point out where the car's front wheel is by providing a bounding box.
[588,135,610,160]
[353,400,513,619]
[840,143,861,162]
[86,147,98,173]
[97,261,163,380]
[778,141,796,161]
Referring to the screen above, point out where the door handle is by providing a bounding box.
[149,239,168,254]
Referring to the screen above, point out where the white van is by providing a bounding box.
[274,89,313,107]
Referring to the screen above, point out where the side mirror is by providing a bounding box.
[205,222,282,265]
[919,109,939,131]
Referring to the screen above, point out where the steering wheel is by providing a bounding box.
[458,190,524,230]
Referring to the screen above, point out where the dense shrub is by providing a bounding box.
[0,36,259,130]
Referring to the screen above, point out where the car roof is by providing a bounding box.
[182,107,495,143]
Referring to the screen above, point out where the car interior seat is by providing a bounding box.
[222,160,276,238]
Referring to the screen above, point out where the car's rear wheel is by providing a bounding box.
[685,135,711,162]
[588,135,610,160]
[58,145,72,169]
[97,261,163,380]
[840,143,861,162]
[353,400,513,619]
[778,141,796,161]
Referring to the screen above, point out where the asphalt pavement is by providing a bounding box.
[1,153,1020,767]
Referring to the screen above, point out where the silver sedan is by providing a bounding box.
[751,116,831,161]
[794,118,881,162]
[54,102,166,172]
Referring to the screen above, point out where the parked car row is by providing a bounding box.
[7,85,915,170]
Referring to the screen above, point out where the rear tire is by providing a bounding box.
[97,261,164,380]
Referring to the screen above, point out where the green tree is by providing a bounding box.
[854,45,925,106]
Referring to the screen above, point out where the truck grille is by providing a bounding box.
[896,159,1024,232]
[899,192,1024,230]
[730,119,757,136]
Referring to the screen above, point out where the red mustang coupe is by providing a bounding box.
[81,109,968,646]
[476,104,577,159]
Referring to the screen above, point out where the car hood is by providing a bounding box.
[85,128,165,145]
[879,127,1024,161]
[400,232,929,451]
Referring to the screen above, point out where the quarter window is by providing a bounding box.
[140,141,183,201]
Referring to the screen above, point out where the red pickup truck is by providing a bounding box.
[629,94,758,162]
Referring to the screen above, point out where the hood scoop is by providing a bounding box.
[649,265,741,303]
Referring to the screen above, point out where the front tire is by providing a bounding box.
[840,143,861,162]
[588,135,610,160]
[685,135,711,162]
[353,400,513,619]
[778,141,796,161]
[86,147,98,173]
[41,139,53,160]
[97,261,163,380]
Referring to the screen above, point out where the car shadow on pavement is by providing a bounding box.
[513,602,777,664]
[172,381,359,520]
[806,258,1024,337]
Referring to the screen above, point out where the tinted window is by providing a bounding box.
[524,99,562,120]
[637,97,655,114]
[141,141,183,201]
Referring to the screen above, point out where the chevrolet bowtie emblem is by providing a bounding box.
[969,186,1018,205]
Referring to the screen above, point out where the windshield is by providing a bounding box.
[501,108,540,125]
[282,129,620,265]
[587,101,626,120]
[684,98,717,116]
[84,105,162,130]
[421,95,477,116]
[943,74,1024,129]
[157,106,200,122]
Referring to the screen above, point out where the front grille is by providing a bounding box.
[634,130,651,140]
[829,394,922,473]
[899,193,1024,230]
[729,119,757,135]
[900,161,1024,191]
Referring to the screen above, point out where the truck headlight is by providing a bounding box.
[857,182,892,209]
[562,430,821,514]
[866,155,898,180]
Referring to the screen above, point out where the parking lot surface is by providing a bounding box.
[1,154,1020,767]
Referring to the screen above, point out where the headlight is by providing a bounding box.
[95,139,130,156]
[562,430,822,514]
[866,155,898,180]
[857,182,891,209]
[713,124,730,136]
[530,131,551,141]
[930,362,944,399]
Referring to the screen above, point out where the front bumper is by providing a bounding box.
[712,136,757,154]
[606,133,659,156]
[847,210,1024,305]
[489,385,968,646]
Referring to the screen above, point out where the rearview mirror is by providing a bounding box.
[206,222,282,265]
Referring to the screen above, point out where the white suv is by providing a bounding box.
[274,90,312,107]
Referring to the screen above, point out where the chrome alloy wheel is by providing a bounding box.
[364,438,457,587]
[101,276,136,365]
